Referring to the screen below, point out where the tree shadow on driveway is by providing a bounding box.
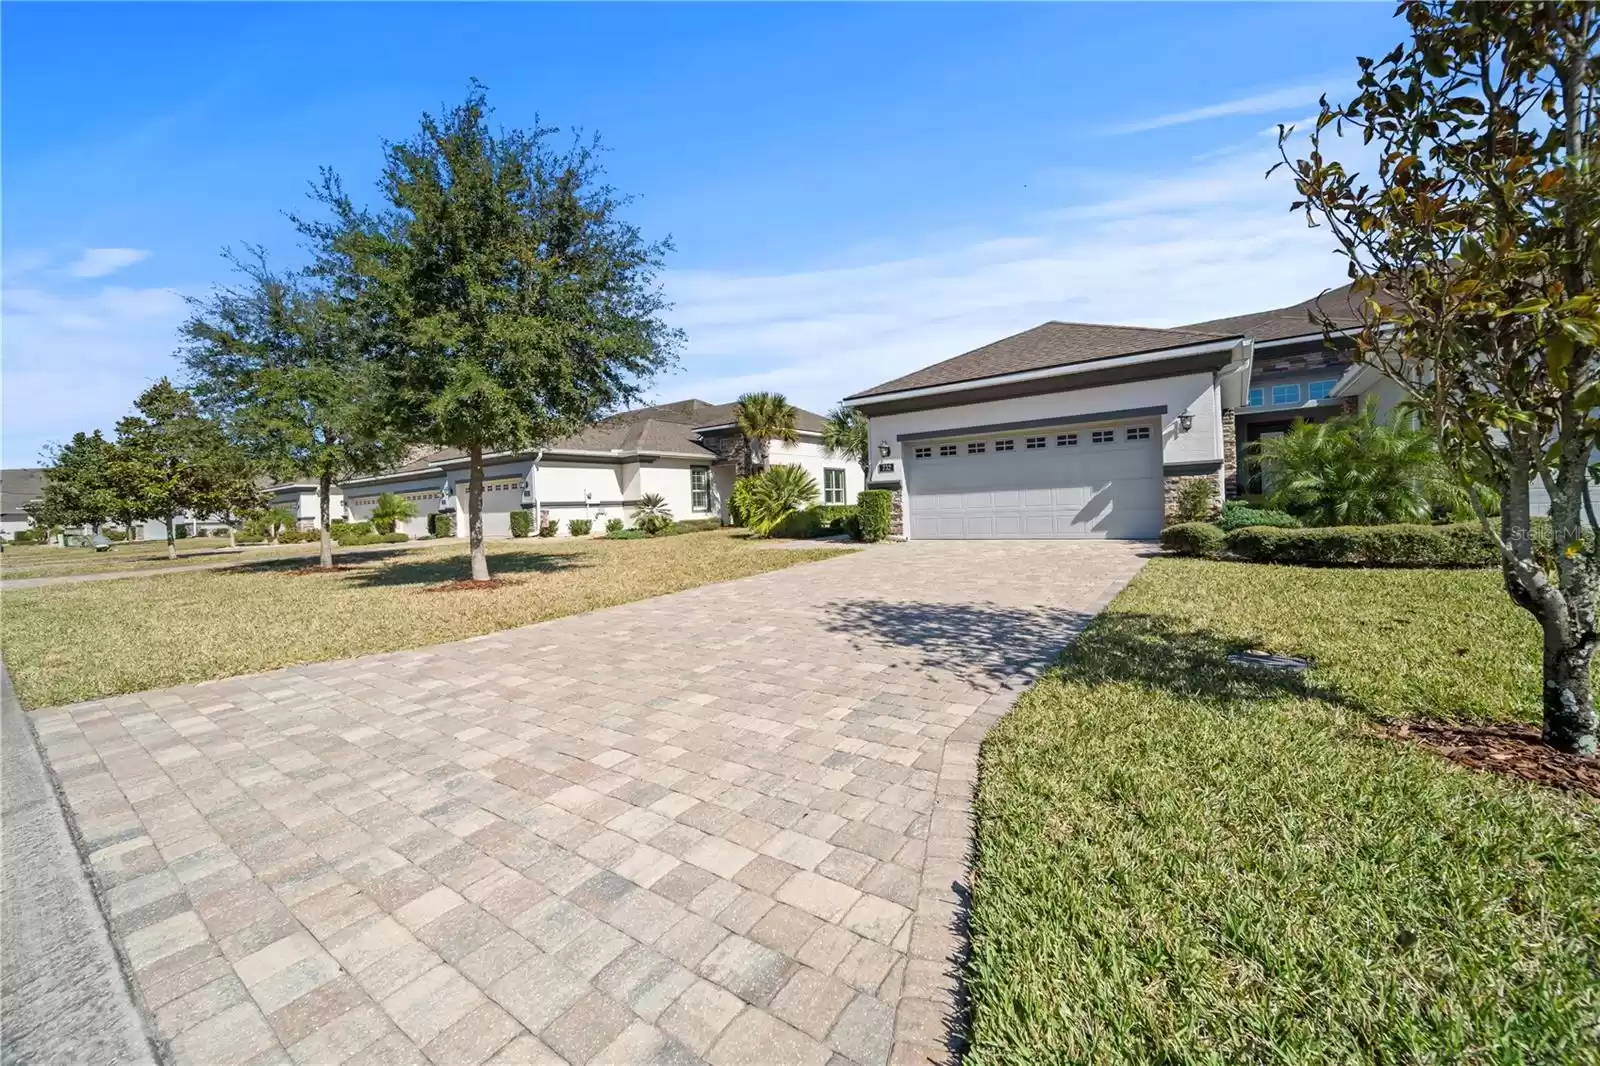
[818,599,1098,691]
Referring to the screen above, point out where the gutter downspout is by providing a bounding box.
[532,451,543,529]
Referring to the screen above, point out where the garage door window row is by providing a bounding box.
[914,424,1158,460]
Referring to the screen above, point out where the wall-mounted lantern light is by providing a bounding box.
[1177,411,1195,433]
[877,440,891,459]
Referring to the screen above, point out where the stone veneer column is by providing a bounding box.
[890,488,905,537]
[1220,407,1238,500]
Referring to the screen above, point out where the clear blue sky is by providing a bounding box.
[2,2,1402,465]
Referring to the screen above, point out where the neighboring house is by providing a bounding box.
[0,468,45,540]
[265,481,347,530]
[841,282,1450,541]
[340,398,863,537]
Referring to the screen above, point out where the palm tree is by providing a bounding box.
[734,392,800,475]
[1255,402,1462,526]
[821,404,871,481]
[744,464,820,536]
[370,491,418,535]
[631,493,674,535]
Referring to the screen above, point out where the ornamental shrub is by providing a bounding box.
[1160,522,1226,558]
[606,518,624,534]
[770,508,827,539]
[1170,479,1219,523]
[1217,502,1301,531]
[381,532,409,543]
[1223,521,1496,567]
[429,513,454,538]
[730,477,758,527]
[857,490,892,542]
[568,519,593,537]
[674,518,722,533]
[815,504,857,532]
[509,510,532,538]
[539,519,559,538]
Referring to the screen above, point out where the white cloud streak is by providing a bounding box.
[68,247,151,278]
[1108,84,1328,135]
[654,143,1346,415]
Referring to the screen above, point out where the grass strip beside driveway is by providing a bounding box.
[967,559,1600,1065]
[3,530,849,707]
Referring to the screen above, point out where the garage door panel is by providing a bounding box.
[906,420,1162,540]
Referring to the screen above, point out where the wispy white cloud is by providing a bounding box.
[1108,84,1329,135]
[654,140,1346,415]
[68,247,151,278]
[2,257,189,464]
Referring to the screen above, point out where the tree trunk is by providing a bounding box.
[468,446,489,582]
[318,472,334,569]
[1543,635,1599,755]
[164,516,176,560]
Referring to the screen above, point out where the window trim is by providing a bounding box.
[1091,429,1115,444]
[912,445,932,460]
[938,443,958,457]
[967,441,986,455]
[1057,433,1078,447]
[690,465,711,512]
[1308,379,1338,401]
[1270,382,1302,406]
[1025,436,1047,449]
[1246,387,1264,408]
[822,467,846,505]
[994,439,1015,452]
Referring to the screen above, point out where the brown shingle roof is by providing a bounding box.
[845,321,1237,400]
[0,467,46,518]
[1180,283,1365,343]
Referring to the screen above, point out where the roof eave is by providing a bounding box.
[844,335,1246,407]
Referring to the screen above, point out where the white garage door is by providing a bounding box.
[905,421,1163,540]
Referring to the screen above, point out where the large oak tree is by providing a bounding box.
[299,84,680,581]
[1281,1,1600,753]
[182,252,399,568]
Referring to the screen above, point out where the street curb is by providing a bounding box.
[1,661,161,1065]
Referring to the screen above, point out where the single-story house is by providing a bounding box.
[340,398,865,537]
[842,284,1445,541]
[0,468,45,540]
[264,481,347,530]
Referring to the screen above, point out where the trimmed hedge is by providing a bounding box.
[1217,503,1300,531]
[1225,521,1496,567]
[429,513,454,538]
[675,517,722,533]
[770,509,826,539]
[606,518,624,534]
[1160,522,1226,558]
[509,510,532,538]
[538,520,559,538]
[857,490,892,542]
[568,519,593,537]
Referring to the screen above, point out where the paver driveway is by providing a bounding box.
[32,540,1148,1066]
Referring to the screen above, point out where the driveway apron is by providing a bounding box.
[30,540,1147,1066]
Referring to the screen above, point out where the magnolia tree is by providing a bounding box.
[299,84,680,581]
[1280,1,1600,753]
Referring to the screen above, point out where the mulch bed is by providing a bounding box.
[1374,718,1600,799]
[423,579,514,593]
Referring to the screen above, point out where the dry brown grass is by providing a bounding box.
[3,530,851,707]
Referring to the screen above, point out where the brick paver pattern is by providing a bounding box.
[33,540,1147,1066]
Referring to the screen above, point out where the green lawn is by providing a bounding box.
[0,538,321,580]
[3,529,849,707]
[968,560,1600,1065]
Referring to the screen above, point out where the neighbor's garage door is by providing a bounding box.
[905,421,1163,539]
[480,478,521,537]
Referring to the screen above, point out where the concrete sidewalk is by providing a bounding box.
[1,661,159,1064]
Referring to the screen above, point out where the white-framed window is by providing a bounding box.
[939,444,958,457]
[995,439,1015,452]
[1091,429,1115,444]
[1271,383,1302,405]
[690,466,710,512]
[1057,433,1078,446]
[968,441,986,455]
[1126,425,1151,441]
[1025,436,1047,449]
[1308,379,1338,400]
[823,468,846,504]
[913,445,932,459]
[1247,388,1264,407]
